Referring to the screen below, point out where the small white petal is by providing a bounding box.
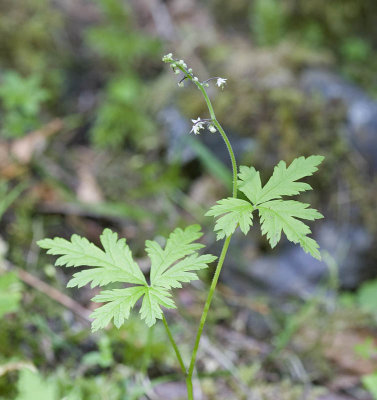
[216,78,227,88]
[190,117,205,135]
[193,77,199,82]
[191,125,201,135]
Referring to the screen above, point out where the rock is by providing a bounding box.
[160,107,195,164]
[301,69,377,171]
[154,381,189,400]
[159,106,255,166]
[222,223,373,299]
[316,395,359,400]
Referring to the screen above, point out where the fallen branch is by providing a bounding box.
[3,260,91,324]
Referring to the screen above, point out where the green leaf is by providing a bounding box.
[237,166,262,204]
[91,286,145,331]
[140,286,175,327]
[39,225,215,330]
[38,228,147,287]
[147,224,205,285]
[253,155,324,204]
[357,279,377,314]
[0,272,22,318]
[0,180,27,221]
[154,253,217,289]
[258,200,323,259]
[205,198,254,240]
[16,369,58,400]
[207,156,324,259]
[362,372,377,400]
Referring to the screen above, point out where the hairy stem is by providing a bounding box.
[173,62,238,398]
[162,315,187,375]
[196,84,237,196]
[186,80,238,392]
[213,119,238,198]
[188,234,232,379]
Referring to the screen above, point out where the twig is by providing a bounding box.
[4,260,91,324]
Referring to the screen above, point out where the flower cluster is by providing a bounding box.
[162,53,226,135]
[162,53,227,90]
[190,118,217,135]
[162,53,174,63]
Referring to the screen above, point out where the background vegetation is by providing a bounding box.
[0,0,376,398]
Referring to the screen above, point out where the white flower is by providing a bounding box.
[216,77,227,89]
[191,125,202,135]
[162,53,173,63]
[192,77,198,82]
[178,59,187,69]
[190,118,204,135]
[208,124,217,133]
[178,81,184,88]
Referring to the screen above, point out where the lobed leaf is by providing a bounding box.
[91,286,145,331]
[254,155,324,204]
[139,286,176,327]
[207,156,324,260]
[39,225,215,330]
[205,198,254,240]
[237,166,262,204]
[257,200,323,259]
[38,229,146,287]
[154,253,217,289]
[147,224,205,285]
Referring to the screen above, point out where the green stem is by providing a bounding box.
[186,376,194,400]
[188,234,232,379]
[162,314,187,375]
[197,84,237,197]
[198,84,216,120]
[187,80,238,389]
[174,63,238,399]
[213,120,238,197]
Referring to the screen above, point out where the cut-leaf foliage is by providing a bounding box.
[38,225,216,330]
[207,156,324,260]
[205,198,254,240]
[258,200,323,259]
[249,155,323,204]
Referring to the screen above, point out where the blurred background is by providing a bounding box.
[0,0,377,399]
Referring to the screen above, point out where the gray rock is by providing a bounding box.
[159,106,255,166]
[154,381,187,400]
[223,223,373,299]
[301,69,377,171]
[159,106,195,164]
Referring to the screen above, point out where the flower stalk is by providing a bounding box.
[162,53,237,399]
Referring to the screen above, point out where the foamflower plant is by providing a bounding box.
[38,53,324,399]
